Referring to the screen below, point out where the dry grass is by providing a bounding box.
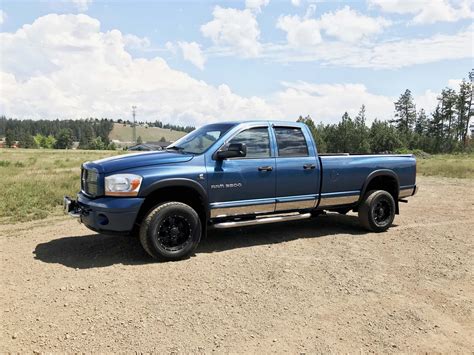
[0,149,124,224]
[417,153,474,179]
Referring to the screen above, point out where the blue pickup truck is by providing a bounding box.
[65,121,417,261]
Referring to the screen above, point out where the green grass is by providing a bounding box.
[0,149,472,224]
[0,149,124,224]
[109,123,186,143]
[416,153,474,179]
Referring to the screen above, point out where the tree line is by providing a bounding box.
[299,74,472,155]
[0,118,196,150]
[0,118,115,149]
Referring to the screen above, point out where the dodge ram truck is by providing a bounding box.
[65,121,417,261]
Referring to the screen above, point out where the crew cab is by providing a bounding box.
[64,121,417,261]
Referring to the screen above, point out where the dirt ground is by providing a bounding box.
[1,176,473,353]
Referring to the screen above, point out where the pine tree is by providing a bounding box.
[392,89,416,134]
[456,78,473,144]
[414,109,428,135]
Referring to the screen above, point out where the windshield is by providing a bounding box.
[167,123,235,154]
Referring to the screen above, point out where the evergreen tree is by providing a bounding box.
[414,109,428,135]
[5,130,14,147]
[354,105,370,153]
[392,89,416,134]
[55,129,73,149]
[369,120,402,153]
[456,79,473,143]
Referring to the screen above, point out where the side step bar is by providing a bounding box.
[213,213,312,229]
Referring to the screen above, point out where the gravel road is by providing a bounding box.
[1,176,473,353]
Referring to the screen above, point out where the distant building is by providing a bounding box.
[128,141,172,151]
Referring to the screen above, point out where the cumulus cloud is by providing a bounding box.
[272,24,472,68]
[368,0,473,24]
[69,0,92,12]
[277,5,390,47]
[274,81,394,123]
[318,6,391,42]
[201,6,262,57]
[245,0,270,13]
[123,34,151,50]
[291,0,301,7]
[177,41,206,70]
[276,14,321,48]
[0,14,277,124]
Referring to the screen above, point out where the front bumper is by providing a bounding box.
[64,193,145,234]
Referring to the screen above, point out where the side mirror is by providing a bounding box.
[215,143,247,160]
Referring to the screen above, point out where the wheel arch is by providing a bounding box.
[358,169,400,214]
[136,178,209,228]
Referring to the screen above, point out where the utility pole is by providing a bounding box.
[132,105,137,144]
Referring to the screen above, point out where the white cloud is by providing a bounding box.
[271,24,472,68]
[277,5,390,47]
[201,6,262,58]
[70,0,92,12]
[245,0,270,13]
[368,0,473,24]
[291,0,301,7]
[274,81,394,123]
[276,14,321,48]
[0,10,6,25]
[123,34,151,50]
[0,14,276,124]
[318,6,391,42]
[177,41,206,70]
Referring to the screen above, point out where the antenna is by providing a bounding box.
[132,105,137,144]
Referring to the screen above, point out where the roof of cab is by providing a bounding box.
[216,120,303,126]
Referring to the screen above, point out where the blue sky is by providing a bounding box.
[0,0,472,125]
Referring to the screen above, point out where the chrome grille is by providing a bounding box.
[81,168,98,197]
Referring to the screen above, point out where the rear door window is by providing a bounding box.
[274,127,309,157]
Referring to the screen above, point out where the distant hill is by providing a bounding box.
[109,123,187,143]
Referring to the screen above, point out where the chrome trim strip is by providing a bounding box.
[399,185,416,198]
[213,213,311,229]
[318,193,359,207]
[210,201,275,218]
[275,194,317,211]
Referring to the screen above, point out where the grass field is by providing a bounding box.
[0,149,472,224]
[416,153,474,179]
[109,123,186,143]
[0,149,124,224]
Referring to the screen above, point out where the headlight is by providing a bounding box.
[105,174,143,196]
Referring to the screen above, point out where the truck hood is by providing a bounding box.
[84,151,194,174]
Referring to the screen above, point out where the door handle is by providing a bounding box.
[258,166,273,172]
[303,164,316,170]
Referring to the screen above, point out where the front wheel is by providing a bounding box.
[358,190,395,232]
[139,202,202,261]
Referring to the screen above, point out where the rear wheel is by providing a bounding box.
[139,202,202,261]
[358,190,395,232]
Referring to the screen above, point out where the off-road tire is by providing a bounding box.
[358,190,395,232]
[139,202,202,261]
